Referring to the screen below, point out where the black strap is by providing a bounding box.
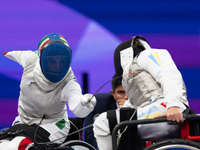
[107,107,139,150]
[184,108,200,138]
[107,109,117,134]
[118,107,138,150]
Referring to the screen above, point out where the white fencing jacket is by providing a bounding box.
[93,49,188,150]
[5,50,93,125]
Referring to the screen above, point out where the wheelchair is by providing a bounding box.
[0,117,96,150]
[111,111,200,150]
[58,109,200,150]
[1,112,200,150]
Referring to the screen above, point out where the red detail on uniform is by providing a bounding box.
[160,102,166,108]
[146,141,152,147]
[3,52,7,55]
[18,137,33,150]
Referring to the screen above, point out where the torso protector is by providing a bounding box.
[122,57,188,108]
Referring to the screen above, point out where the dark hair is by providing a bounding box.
[111,74,122,92]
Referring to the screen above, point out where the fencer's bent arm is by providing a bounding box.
[137,49,183,109]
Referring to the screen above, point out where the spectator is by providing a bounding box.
[84,73,128,149]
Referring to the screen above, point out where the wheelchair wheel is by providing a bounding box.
[144,139,200,150]
[54,140,96,150]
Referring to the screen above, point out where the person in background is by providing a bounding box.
[84,73,128,149]
[0,33,96,150]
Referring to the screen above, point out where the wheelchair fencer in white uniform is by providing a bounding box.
[93,36,189,150]
[0,33,96,150]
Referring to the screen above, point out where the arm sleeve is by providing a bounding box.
[60,72,94,118]
[137,49,183,109]
[4,50,34,68]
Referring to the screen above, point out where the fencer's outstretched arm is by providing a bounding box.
[61,79,96,118]
[4,50,35,67]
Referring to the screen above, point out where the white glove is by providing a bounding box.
[81,93,96,108]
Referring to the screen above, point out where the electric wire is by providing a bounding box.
[33,73,133,145]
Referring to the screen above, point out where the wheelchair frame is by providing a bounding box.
[111,114,200,150]
[2,115,200,150]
